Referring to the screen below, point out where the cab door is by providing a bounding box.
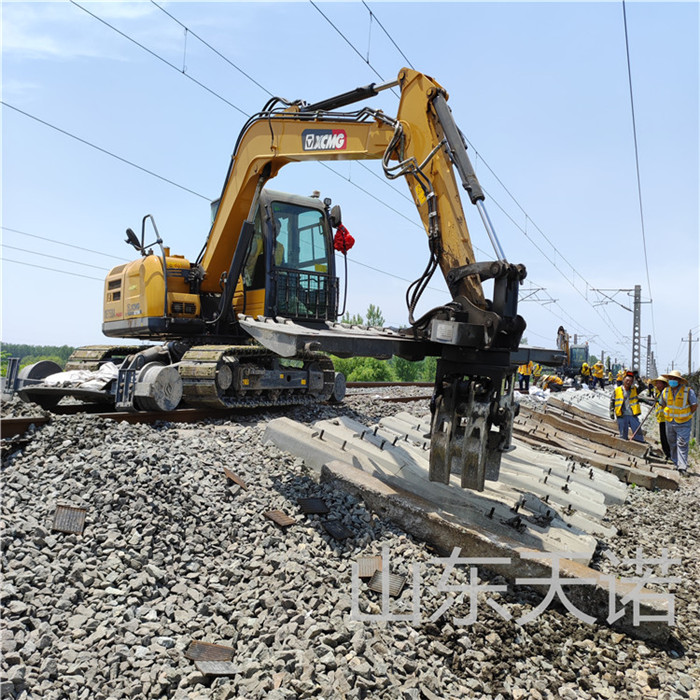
[268,200,337,321]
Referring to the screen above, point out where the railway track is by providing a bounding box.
[1,382,434,439]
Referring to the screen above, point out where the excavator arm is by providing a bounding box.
[199,70,496,319]
[200,68,534,490]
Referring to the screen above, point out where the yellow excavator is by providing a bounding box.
[11,68,563,490]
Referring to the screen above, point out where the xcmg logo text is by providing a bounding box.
[302,129,347,151]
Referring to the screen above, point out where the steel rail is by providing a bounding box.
[2,383,436,439]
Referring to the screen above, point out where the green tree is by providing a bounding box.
[341,311,364,325]
[0,350,10,377]
[2,343,75,366]
[365,304,385,327]
[391,356,422,382]
[331,355,363,378]
[340,304,385,327]
[19,355,65,370]
[348,357,393,381]
[420,356,438,382]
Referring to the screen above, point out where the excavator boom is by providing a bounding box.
[200,69,486,316]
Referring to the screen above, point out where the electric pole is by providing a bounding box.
[590,285,649,374]
[681,331,699,374]
[632,285,641,373]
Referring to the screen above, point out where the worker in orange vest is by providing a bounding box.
[592,361,605,389]
[542,374,564,392]
[581,362,591,387]
[659,370,698,475]
[518,361,534,391]
[610,371,645,442]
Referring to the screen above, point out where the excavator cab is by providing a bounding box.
[102,189,339,339]
[236,189,339,323]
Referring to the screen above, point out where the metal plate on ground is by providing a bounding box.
[195,661,238,676]
[297,497,330,515]
[368,570,406,597]
[223,467,247,490]
[52,505,87,534]
[357,556,383,579]
[264,510,296,528]
[321,519,354,540]
[184,641,234,662]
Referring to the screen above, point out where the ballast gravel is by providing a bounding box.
[1,391,699,700]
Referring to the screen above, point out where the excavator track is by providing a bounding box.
[179,344,335,410]
[64,345,152,371]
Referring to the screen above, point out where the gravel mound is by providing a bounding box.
[1,396,50,419]
[1,392,698,699]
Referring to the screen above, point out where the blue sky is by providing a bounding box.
[2,1,698,373]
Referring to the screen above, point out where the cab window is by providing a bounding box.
[271,202,328,272]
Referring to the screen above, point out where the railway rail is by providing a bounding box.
[1,382,434,439]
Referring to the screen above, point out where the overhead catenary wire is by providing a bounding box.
[2,227,129,262]
[2,258,105,282]
[1,102,211,202]
[1,244,112,271]
[343,254,446,295]
[63,0,424,247]
[75,2,608,338]
[481,183,627,348]
[144,0,414,211]
[307,2,613,341]
[149,0,273,98]
[621,0,657,342]
[671,339,686,367]
[308,1,390,86]
[68,0,251,118]
[361,1,415,69]
[63,3,472,255]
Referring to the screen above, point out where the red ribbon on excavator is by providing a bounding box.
[333,224,355,254]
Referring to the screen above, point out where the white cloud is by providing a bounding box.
[1,1,159,61]
[0,78,42,101]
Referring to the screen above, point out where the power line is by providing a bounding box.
[2,258,104,282]
[308,1,388,84]
[482,185,625,347]
[344,255,444,294]
[464,138,585,288]
[149,1,274,98]
[320,163,428,231]
[621,0,656,341]
[672,339,685,366]
[1,102,211,201]
[2,226,129,261]
[355,162,415,205]
[1,244,111,271]
[361,1,415,69]
[69,0,250,118]
[68,0,418,233]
